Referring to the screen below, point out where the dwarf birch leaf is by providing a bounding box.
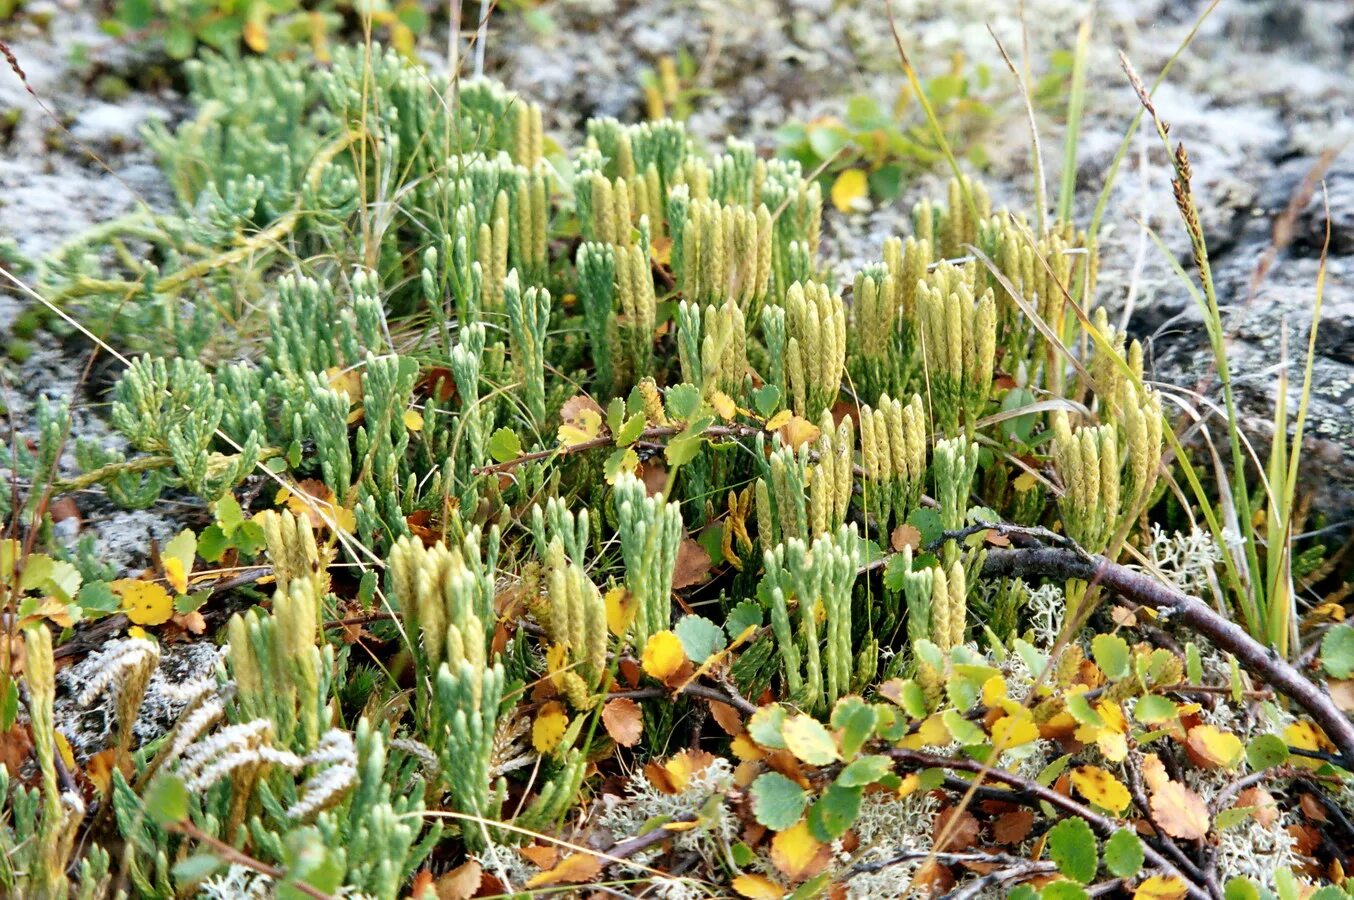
[1070,765,1130,815]
[1047,817,1097,883]
[1151,782,1209,840]
[1091,633,1130,680]
[807,783,861,841]
[674,614,724,664]
[750,773,809,831]
[1245,734,1289,770]
[836,755,891,788]
[487,427,523,463]
[1104,828,1144,877]
[747,705,789,750]
[145,774,188,826]
[782,715,839,765]
[732,873,785,898]
[641,631,687,681]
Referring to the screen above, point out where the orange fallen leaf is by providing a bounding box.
[1150,781,1209,840]
[524,852,602,888]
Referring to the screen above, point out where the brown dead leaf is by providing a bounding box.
[709,699,744,736]
[671,538,713,590]
[410,869,435,899]
[601,698,643,747]
[618,657,642,689]
[434,860,482,900]
[1299,793,1327,823]
[1287,823,1321,856]
[1237,786,1279,828]
[0,724,32,776]
[933,807,980,852]
[890,524,921,552]
[170,610,206,635]
[912,858,956,896]
[993,809,1034,845]
[518,844,558,870]
[1330,679,1354,713]
[984,529,1011,547]
[1110,606,1138,627]
[638,460,668,496]
[48,497,81,530]
[416,366,458,403]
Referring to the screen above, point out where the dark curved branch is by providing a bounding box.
[979,546,1354,769]
[887,749,1210,900]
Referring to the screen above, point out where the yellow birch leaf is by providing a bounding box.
[732,873,785,898]
[764,409,793,432]
[33,596,75,629]
[731,733,765,762]
[990,714,1039,750]
[770,820,823,882]
[557,407,603,447]
[710,391,738,421]
[776,415,821,450]
[546,642,570,693]
[524,852,602,888]
[112,580,174,626]
[1283,720,1333,769]
[605,587,638,637]
[830,168,868,213]
[242,19,268,53]
[402,409,424,432]
[532,701,568,753]
[1134,875,1189,900]
[641,630,687,682]
[162,558,189,596]
[1185,724,1243,770]
[1070,765,1131,814]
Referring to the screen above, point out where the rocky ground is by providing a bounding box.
[2,0,1352,585]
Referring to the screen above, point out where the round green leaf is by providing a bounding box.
[749,772,808,831]
[836,754,892,788]
[807,783,861,841]
[674,614,725,664]
[1091,633,1130,681]
[1320,624,1354,679]
[1244,734,1290,770]
[487,427,523,463]
[1103,829,1143,878]
[1047,817,1097,883]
